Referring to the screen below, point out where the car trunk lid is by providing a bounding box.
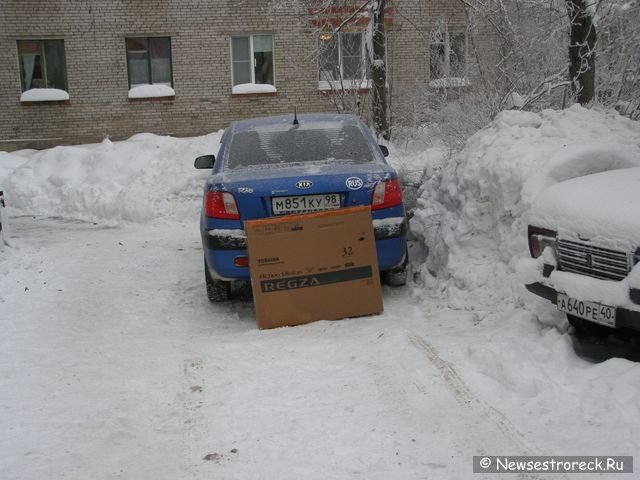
[208,163,392,219]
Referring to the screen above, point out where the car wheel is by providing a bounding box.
[204,258,230,302]
[382,249,409,287]
[566,315,612,339]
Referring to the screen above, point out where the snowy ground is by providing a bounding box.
[2,107,640,479]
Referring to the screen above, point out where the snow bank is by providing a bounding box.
[410,105,640,310]
[0,151,31,184]
[1,132,222,224]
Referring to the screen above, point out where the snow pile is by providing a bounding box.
[0,151,31,184]
[1,132,222,224]
[410,105,640,310]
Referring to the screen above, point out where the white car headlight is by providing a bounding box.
[528,226,557,259]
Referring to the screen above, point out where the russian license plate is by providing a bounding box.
[557,293,616,328]
[271,194,341,215]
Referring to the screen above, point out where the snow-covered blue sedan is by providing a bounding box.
[195,113,408,301]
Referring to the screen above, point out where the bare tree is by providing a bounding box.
[273,0,391,138]
[566,0,596,104]
[595,0,640,118]
[371,0,389,139]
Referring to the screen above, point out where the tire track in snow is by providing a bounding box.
[407,334,569,480]
[182,358,207,477]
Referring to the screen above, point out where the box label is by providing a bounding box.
[260,266,373,293]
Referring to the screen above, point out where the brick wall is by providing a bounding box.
[0,0,495,151]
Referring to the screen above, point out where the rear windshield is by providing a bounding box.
[226,123,375,170]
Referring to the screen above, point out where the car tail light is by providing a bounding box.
[528,226,557,258]
[371,178,403,211]
[234,256,249,268]
[205,191,240,219]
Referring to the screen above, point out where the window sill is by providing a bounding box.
[231,83,278,96]
[20,99,70,106]
[318,87,371,95]
[317,80,373,94]
[231,92,278,98]
[429,77,469,88]
[20,88,70,102]
[128,84,175,99]
[128,96,175,102]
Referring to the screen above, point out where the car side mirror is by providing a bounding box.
[194,154,215,169]
[378,145,389,157]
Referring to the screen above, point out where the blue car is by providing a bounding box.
[194,113,408,301]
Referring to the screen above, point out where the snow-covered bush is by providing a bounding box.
[394,0,639,154]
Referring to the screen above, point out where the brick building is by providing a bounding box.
[0,0,493,151]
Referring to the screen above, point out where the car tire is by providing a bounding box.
[382,249,409,287]
[204,258,230,302]
[566,314,612,339]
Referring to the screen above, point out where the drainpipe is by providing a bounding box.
[0,190,8,246]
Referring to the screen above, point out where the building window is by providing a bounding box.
[231,35,274,87]
[318,32,369,86]
[17,39,67,92]
[126,37,173,87]
[429,23,466,83]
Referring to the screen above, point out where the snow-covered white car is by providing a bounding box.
[525,167,640,336]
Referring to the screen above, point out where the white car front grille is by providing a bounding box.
[557,239,631,281]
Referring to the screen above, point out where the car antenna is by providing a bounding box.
[293,107,299,126]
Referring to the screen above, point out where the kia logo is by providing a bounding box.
[295,180,313,189]
[345,177,363,190]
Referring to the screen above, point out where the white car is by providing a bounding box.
[525,167,640,336]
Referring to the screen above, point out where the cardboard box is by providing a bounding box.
[245,206,383,329]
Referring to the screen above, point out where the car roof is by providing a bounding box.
[229,113,364,133]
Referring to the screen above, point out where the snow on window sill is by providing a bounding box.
[232,83,277,96]
[20,88,70,102]
[429,77,469,89]
[317,80,372,91]
[128,84,176,99]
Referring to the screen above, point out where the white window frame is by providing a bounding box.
[230,34,276,89]
[317,31,372,91]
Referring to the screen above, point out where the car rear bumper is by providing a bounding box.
[204,217,407,280]
[204,217,407,249]
[526,282,640,332]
